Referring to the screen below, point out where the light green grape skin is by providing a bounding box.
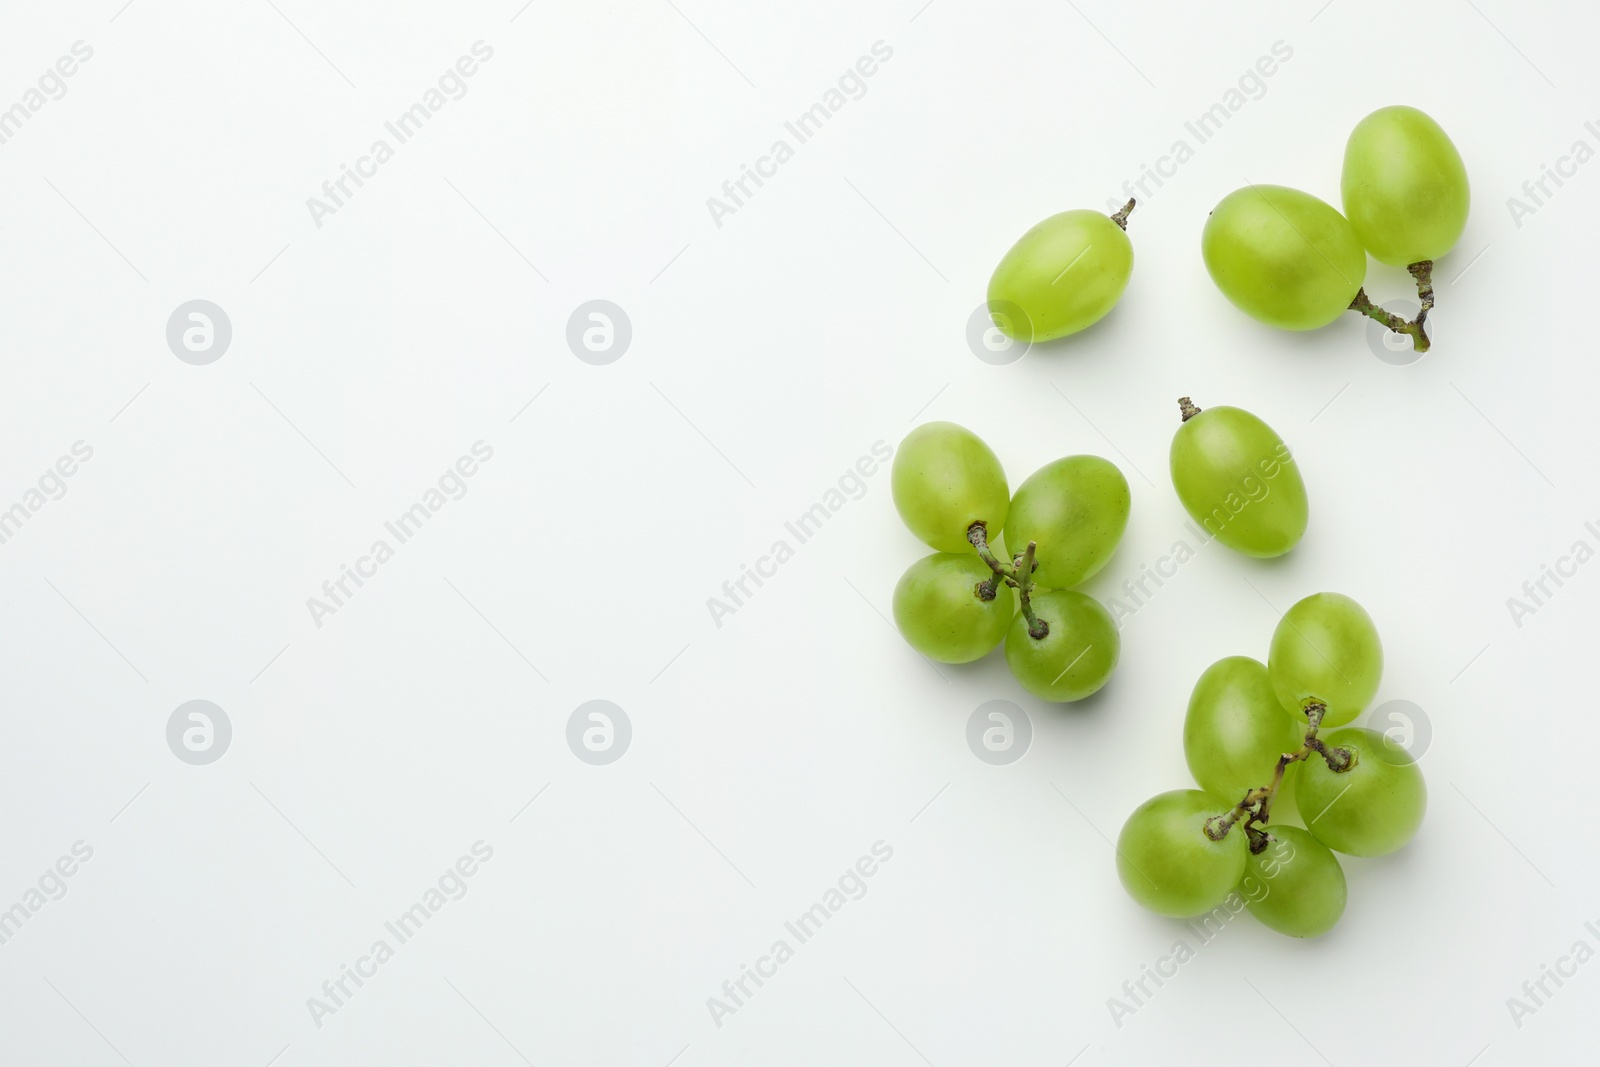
[1342,105,1469,266]
[1298,728,1426,857]
[1184,656,1304,807]
[1117,790,1247,918]
[892,422,1010,553]
[892,553,1016,663]
[1004,456,1130,589]
[1170,405,1307,558]
[988,210,1133,342]
[1003,590,1118,702]
[1201,185,1366,330]
[1244,825,1347,938]
[1267,592,1382,727]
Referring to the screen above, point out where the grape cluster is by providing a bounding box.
[889,422,1129,702]
[1118,592,1427,937]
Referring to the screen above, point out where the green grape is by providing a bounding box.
[1342,105,1469,265]
[1298,728,1426,857]
[1183,656,1303,806]
[1267,592,1382,727]
[1169,401,1307,558]
[1116,790,1247,918]
[1004,590,1118,702]
[891,553,1015,663]
[1202,185,1366,330]
[988,208,1133,342]
[1243,825,1347,938]
[1004,456,1130,589]
[892,422,1009,553]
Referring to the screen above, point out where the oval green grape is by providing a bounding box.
[1298,727,1426,857]
[1267,592,1382,727]
[1003,590,1118,702]
[1116,790,1247,918]
[1244,825,1347,938]
[1170,402,1307,558]
[1202,185,1366,330]
[988,209,1133,342]
[1004,455,1130,589]
[1342,105,1469,266]
[892,553,1015,663]
[891,422,1009,553]
[1184,656,1304,806]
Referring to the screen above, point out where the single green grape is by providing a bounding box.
[1169,401,1307,558]
[988,208,1133,342]
[892,553,1015,663]
[1298,727,1426,857]
[1004,456,1130,589]
[1243,825,1347,938]
[1202,185,1366,330]
[1184,656,1303,806]
[1117,790,1247,918]
[892,422,1009,553]
[1003,590,1118,702]
[1267,592,1382,727]
[1342,105,1469,265]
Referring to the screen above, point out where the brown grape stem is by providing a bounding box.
[1177,396,1201,422]
[965,522,1047,638]
[1203,700,1355,851]
[1016,540,1048,639]
[1110,198,1136,231]
[1349,259,1434,353]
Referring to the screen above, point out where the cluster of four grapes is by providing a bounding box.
[889,422,1130,702]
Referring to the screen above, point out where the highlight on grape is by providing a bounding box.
[706,441,892,628]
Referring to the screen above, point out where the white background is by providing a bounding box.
[0,0,1594,1063]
